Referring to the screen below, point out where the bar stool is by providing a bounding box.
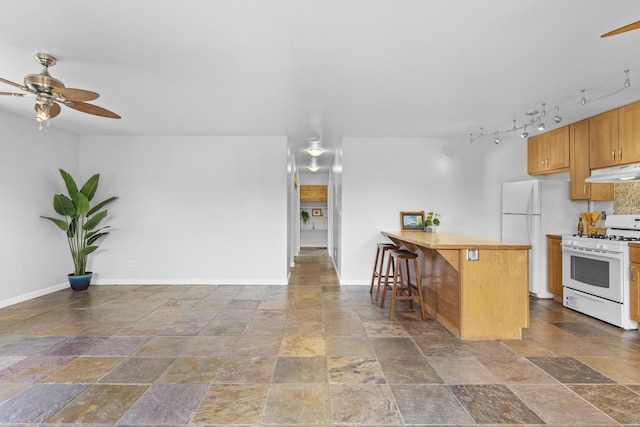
[370,243,396,301]
[380,249,426,321]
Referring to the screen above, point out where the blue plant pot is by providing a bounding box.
[68,272,92,291]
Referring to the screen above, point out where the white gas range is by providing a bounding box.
[561,214,639,330]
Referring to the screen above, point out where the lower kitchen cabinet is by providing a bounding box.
[547,235,563,298]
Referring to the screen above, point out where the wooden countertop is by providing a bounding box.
[381,231,531,250]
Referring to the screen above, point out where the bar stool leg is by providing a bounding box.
[379,253,394,309]
[375,248,394,302]
[413,257,426,320]
[388,256,401,321]
[369,246,382,294]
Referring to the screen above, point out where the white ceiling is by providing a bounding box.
[2,0,640,172]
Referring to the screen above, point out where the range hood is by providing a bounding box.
[585,164,640,183]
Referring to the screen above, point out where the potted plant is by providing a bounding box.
[301,210,310,225]
[41,169,118,291]
[425,211,441,233]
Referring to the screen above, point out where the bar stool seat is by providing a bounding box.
[380,249,426,321]
[369,242,396,301]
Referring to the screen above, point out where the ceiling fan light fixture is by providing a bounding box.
[35,104,50,123]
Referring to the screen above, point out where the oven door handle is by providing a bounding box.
[561,244,623,258]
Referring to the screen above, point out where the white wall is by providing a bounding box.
[78,135,288,285]
[340,136,529,285]
[0,111,79,307]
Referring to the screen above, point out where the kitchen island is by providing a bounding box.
[382,231,531,340]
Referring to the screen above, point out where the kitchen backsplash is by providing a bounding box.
[614,182,640,214]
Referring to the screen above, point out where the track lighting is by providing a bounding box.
[467,68,631,144]
[537,104,546,131]
[553,106,562,123]
[625,69,631,87]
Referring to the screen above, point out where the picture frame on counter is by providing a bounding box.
[312,209,323,216]
[400,211,424,230]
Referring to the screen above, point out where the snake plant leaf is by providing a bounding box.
[59,169,79,198]
[41,216,69,231]
[84,210,107,231]
[80,174,100,201]
[72,192,90,216]
[87,196,118,217]
[53,194,75,217]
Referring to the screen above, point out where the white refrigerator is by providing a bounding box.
[501,179,585,298]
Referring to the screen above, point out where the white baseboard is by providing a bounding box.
[92,279,289,286]
[0,282,68,309]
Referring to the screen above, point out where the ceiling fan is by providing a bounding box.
[0,53,120,128]
[601,20,640,37]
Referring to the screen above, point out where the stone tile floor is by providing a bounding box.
[0,247,639,425]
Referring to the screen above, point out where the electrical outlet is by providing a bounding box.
[128,260,133,267]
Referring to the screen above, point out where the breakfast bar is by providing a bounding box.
[382,231,532,340]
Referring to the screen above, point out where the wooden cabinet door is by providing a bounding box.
[570,119,613,201]
[547,236,563,297]
[618,100,640,165]
[527,134,547,174]
[589,109,619,169]
[547,126,570,171]
[631,262,640,322]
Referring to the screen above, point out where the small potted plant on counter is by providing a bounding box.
[41,169,118,291]
[425,211,441,232]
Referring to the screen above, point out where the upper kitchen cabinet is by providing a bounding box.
[569,119,613,201]
[527,126,570,175]
[618,100,640,166]
[589,109,620,169]
[590,103,640,169]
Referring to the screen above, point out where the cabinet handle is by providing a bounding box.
[583,184,587,195]
[632,265,636,282]
[619,148,623,162]
[612,150,616,161]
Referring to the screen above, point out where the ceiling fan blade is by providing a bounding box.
[64,101,121,119]
[0,91,27,97]
[34,102,62,118]
[0,76,31,92]
[601,20,640,37]
[52,87,100,102]
[50,102,61,118]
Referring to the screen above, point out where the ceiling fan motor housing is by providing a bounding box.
[24,53,65,95]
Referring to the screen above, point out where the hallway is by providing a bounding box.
[0,248,639,424]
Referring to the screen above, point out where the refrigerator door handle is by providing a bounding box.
[526,185,534,216]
